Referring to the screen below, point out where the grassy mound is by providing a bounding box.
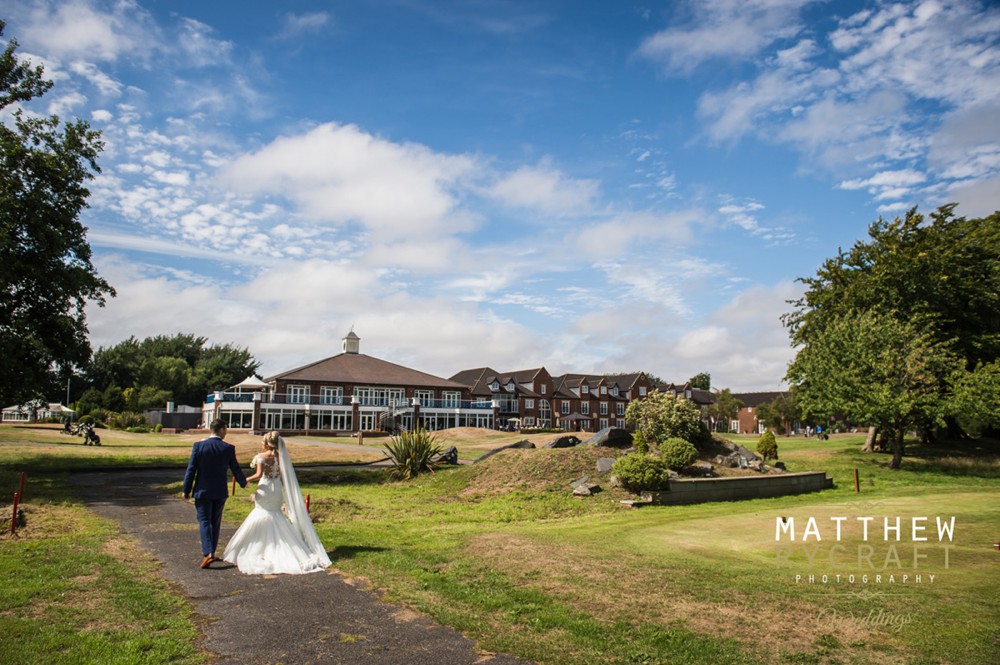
[460,445,628,496]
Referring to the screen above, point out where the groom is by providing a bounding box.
[182,419,248,569]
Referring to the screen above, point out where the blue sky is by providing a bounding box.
[4,0,999,391]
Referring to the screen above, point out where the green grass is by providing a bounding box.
[0,470,201,664]
[3,430,998,664]
[236,434,997,665]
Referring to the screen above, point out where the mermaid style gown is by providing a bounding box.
[222,453,330,575]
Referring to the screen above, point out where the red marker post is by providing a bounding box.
[232,476,237,496]
[305,493,310,512]
[854,468,860,493]
[10,492,20,536]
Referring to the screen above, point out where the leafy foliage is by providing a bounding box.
[632,430,649,455]
[0,22,114,406]
[610,453,672,492]
[755,393,799,435]
[784,205,1000,448]
[85,333,259,409]
[385,427,442,480]
[787,309,962,468]
[949,361,1000,436]
[625,391,704,446]
[756,431,778,461]
[687,372,711,390]
[708,389,743,432]
[659,437,699,470]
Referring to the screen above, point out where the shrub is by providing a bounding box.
[660,437,699,470]
[126,425,152,434]
[154,423,163,433]
[107,411,146,430]
[625,391,705,446]
[385,427,442,480]
[757,430,779,461]
[633,430,649,455]
[611,453,672,493]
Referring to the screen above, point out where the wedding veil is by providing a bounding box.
[276,436,332,568]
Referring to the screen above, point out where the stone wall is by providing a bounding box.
[641,471,833,505]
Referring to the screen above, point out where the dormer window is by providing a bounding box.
[490,380,500,391]
[506,380,516,392]
[600,386,607,395]
[582,385,589,394]
[611,386,619,396]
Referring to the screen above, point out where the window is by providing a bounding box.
[443,391,460,407]
[320,386,343,405]
[611,386,619,396]
[600,386,607,395]
[415,390,433,405]
[540,384,547,394]
[600,402,608,415]
[524,399,534,409]
[582,385,589,394]
[599,418,609,430]
[639,387,647,397]
[287,385,309,404]
[561,401,570,414]
[616,403,625,416]
[580,402,589,415]
[490,380,500,391]
[506,380,516,392]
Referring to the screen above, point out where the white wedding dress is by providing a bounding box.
[223,440,331,575]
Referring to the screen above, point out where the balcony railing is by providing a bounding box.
[206,393,493,410]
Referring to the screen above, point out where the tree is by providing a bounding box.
[85,334,260,408]
[625,390,705,447]
[786,310,962,468]
[0,21,114,406]
[784,205,1000,450]
[708,388,743,432]
[756,392,800,435]
[688,372,711,390]
[949,361,1000,437]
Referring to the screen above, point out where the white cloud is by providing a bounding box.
[278,12,332,39]
[636,0,816,74]
[486,161,599,216]
[177,17,233,67]
[219,123,480,238]
[20,0,159,63]
[576,209,703,257]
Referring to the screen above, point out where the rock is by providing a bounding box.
[608,474,622,487]
[596,457,616,474]
[570,476,590,488]
[687,461,715,477]
[572,483,601,496]
[473,439,535,463]
[774,461,787,471]
[432,446,458,465]
[714,454,738,468]
[544,435,581,448]
[580,427,633,448]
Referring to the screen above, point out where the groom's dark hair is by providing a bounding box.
[210,419,228,435]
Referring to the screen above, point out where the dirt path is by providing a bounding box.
[70,469,530,665]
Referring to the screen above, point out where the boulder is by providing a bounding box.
[773,461,787,471]
[569,476,590,488]
[432,446,459,465]
[544,435,581,448]
[572,483,602,496]
[687,461,715,477]
[580,427,633,448]
[596,457,616,474]
[473,439,535,463]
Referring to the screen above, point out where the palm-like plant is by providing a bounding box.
[385,427,442,479]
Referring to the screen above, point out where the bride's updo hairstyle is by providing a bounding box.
[262,431,281,451]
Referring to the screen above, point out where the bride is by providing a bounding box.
[223,431,331,574]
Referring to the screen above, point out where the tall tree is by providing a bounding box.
[0,21,114,406]
[707,388,743,433]
[688,372,711,390]
[787,310,960,468]
[784,205,1000,451]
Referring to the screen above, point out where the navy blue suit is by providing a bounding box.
[183,435,248,557]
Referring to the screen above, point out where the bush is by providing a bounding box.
[660,437,699,470]
[633,430,649,455]
[126,425,152,433]
[625,391,705,446]
[385,427,442,480]
[757,430,779,461]
[154,423,163,433]
[107,411,147,430]
[611,453,672,493]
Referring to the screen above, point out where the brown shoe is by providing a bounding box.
[200,554,213,569]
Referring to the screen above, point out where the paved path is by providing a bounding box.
[70,469,529,665]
